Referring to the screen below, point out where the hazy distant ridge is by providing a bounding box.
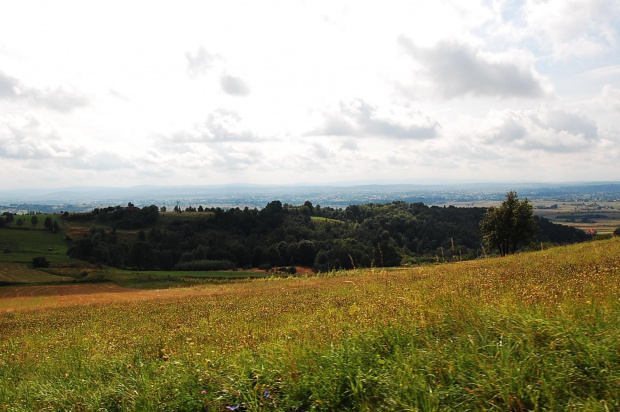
[1,182,619,209]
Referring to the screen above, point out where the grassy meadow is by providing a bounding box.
[104,269,283,289]
[1,237,619,410]
[0,225,70,265]
[0,225,275,288]
[0,224,76,286]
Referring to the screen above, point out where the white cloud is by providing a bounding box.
[66,151,133,171]
[580,64,620,80]
[161,109,262,146]
[212,147,261,170]
[219,74,251,96]
[0,116,69,159]
[478,108,599,153]
[0,115,132,174]
[310,99,440,140]
[0,71,88,112]
[398,38,550,98]
[30,86,89,113]
[109,89,130,102]
[594,84,620,112]
[0,72,19,98]
[523,0,619,59]
[186,47,219,79]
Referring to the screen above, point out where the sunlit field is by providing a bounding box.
[1,238,620,410]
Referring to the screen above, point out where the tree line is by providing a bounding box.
[0,212,61,232]
[64,198,590,272]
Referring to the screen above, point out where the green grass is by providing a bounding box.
[103,269,285,288]
[1,238,619,410]
[0,228,71,264]
[110,270,272,278]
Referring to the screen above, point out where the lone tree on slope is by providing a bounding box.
[480,190,538,256]
[44,217,53,230]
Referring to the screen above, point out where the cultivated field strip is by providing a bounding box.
[0,283,226,311]
[0,262,72,284]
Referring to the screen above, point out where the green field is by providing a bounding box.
[0,225,294,288]
[104,269,287,289]
[0,227,71,264]
[112,270,275,278]
[534,201,620,235]
[1,237,619,410]
[435,200,620,235]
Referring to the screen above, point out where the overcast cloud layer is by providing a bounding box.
[0,0,618,190]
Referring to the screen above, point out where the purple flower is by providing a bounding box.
[201,390,207,395]
[226,404,241,411]
[263,390,271,398]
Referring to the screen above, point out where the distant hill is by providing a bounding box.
[1,181,619,210]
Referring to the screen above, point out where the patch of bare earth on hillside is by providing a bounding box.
[0,284,219,312]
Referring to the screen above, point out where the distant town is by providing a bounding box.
[1,182,619,214]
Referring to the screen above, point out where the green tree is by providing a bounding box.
[374,241,401,267]
[480,191,538,256]
[32,256,50,268]
[313,250,330,272]
[296,239,316,267]
[129,242,155,271]
[16,218,24,227]
[31,215,38,227]
[3,212,14,226]
[44,217,53,230]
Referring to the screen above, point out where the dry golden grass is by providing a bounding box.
[0,262,73,284]
[1,237,619,410]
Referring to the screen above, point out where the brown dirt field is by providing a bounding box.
[0,283,219,312]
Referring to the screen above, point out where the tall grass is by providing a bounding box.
[1,238,619,410]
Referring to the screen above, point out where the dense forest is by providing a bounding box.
[65,201,590,272]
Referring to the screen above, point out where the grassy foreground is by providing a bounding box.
[1,239,620,411]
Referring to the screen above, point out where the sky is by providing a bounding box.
[1,0,619,190]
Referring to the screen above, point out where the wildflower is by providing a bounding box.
[226,404,242,411]
[201,390,207,395]
[263,390,271,398]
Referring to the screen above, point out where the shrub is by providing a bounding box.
[32,256,50,268]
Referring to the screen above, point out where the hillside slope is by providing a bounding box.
[1,238,619,410]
